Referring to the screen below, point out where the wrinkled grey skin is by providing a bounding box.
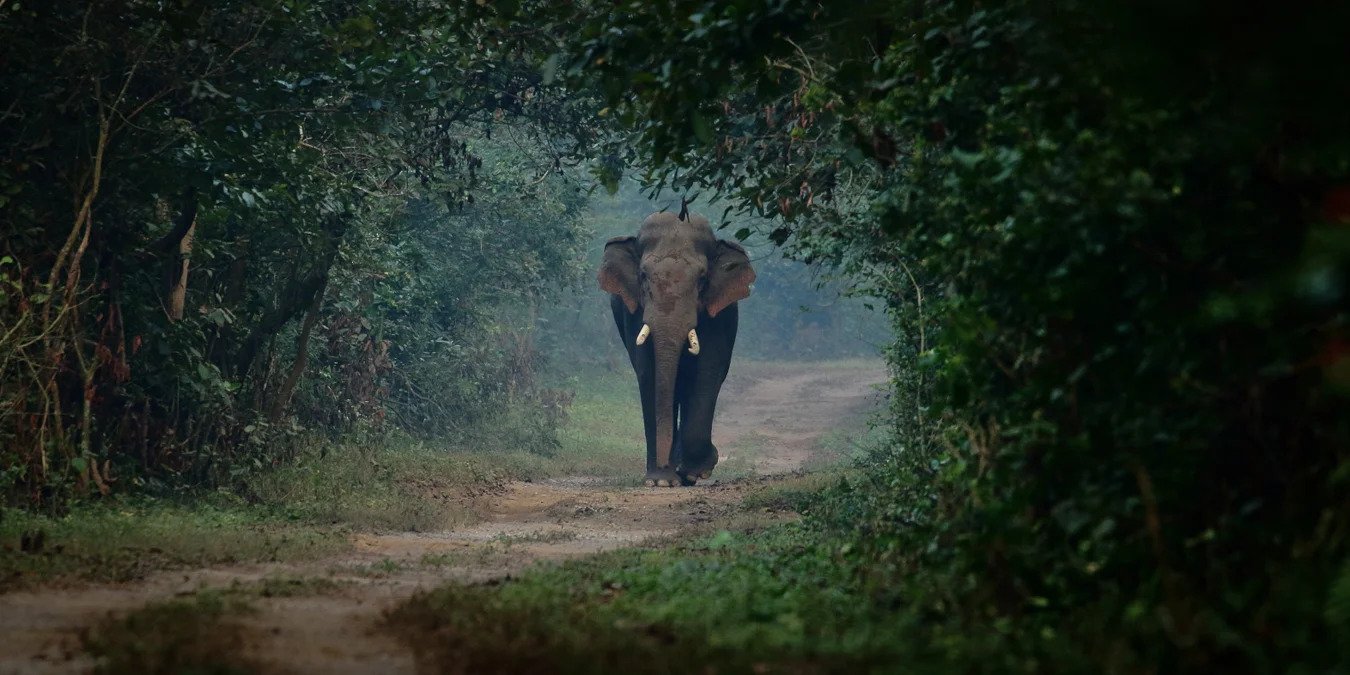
[599,212,756,487]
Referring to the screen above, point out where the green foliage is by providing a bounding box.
[0,1,598,504]
[516,0,1350,669]
[4,1,1348,669]
[0,366,646,586]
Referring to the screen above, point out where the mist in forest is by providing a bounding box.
[537,185,888,371]
[1,2,1345,672]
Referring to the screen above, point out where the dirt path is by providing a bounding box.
[0,361,887,675]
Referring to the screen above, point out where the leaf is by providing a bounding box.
[950,149,983,168]
[540,53,561,84]
[692,114,713,144]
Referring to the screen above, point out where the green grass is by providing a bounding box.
[387,519,917,674]
[0,499,345,589]
[248,435,536,532]
[250,372,646,529]
[419,549,502,568]
[804,423,888,472]
[83,589,257,675]
[491,529,580,546]
[737,470,851,513]
[0,369,646,587]
[345,557,407,578]
[384,404,901,674]
[80,575,347,674]
[246,574,347,598]
[551,367,646,479]
[716,429,771,480]
[1,362,872,590]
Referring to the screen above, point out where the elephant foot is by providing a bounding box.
[644,468,682,488]
[677,469,713,486]
[675,448,718,486]
[677,456,717,486]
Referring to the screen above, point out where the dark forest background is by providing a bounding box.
[2,1,1348,671]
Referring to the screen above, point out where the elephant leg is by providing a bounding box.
[639,358,680,487]
[677,380,721,482]
[613,297,670,484]
[649,356,692,487]
[639,358,662,480]
[670,350,700,477]
[678,305,738,483]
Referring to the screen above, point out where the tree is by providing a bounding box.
[0,0,599,503]
[517,0,1350,668]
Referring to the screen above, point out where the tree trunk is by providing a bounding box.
[166,210,196,321]
[267,278,327,422]
[234,215,346,377]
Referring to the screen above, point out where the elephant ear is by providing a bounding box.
[598,235,641,313]
[706,238,756,318]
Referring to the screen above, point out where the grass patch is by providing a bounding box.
[802,424,886,472]
[345,557,407,578]
[551,367,646,478]
[737,471,849,514]
[387,519,914,674]
[83,589,256,675]
[247,575,347,598]
[83,576,343,673]
[248,435,528,532]
[716,430,770,480]
[0,500,344,590]
[490,529,579,546]
[0,370,648,587]
[421,550,482,568]
[252,369,646,531]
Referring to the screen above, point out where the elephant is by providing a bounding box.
[598,211,756,487]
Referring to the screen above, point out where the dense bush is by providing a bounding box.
[5,1,1348,668]
[530,0,1350,669]
[0,2,596,505]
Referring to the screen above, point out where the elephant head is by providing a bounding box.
[598,212,755,472]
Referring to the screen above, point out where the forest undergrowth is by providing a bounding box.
[0,368,641,589]
[3,2,1348,673]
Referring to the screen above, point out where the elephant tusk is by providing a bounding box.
[687,329,700,355]
[635,324,651,346]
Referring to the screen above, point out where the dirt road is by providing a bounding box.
[0,361,887,674]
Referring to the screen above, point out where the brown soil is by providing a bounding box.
[0,361,887,675]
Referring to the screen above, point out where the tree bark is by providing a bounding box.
[234,215,347,377]
[267,278,327,422]
[166,209,196,321]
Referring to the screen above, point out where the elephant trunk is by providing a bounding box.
[651,328,685,470]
